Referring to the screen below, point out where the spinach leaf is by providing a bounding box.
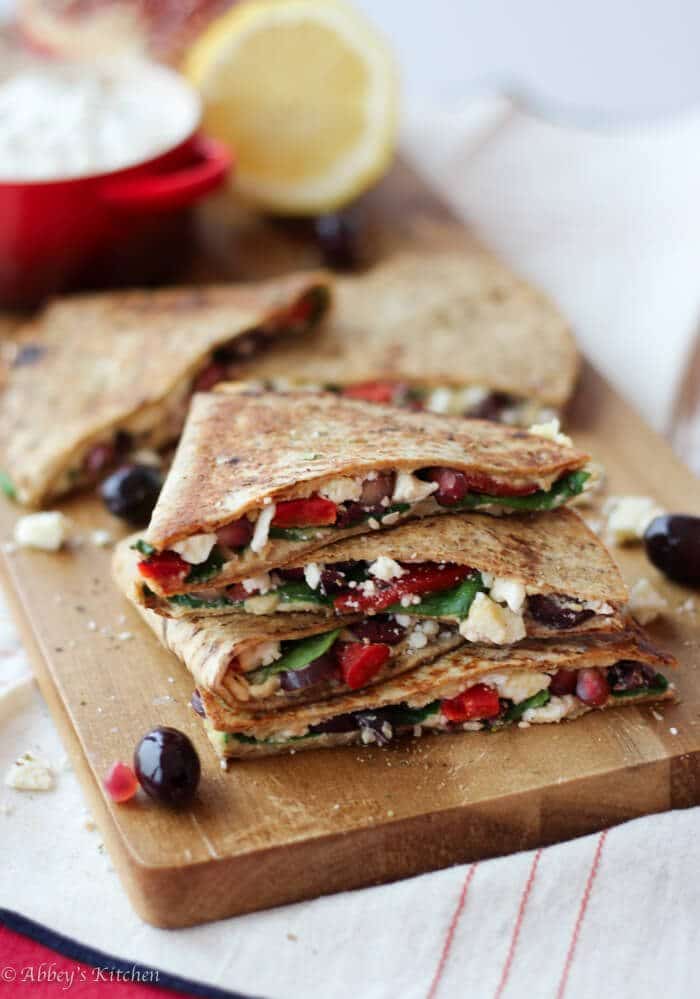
[388,701,440,727]
[131,539,155,557]
[185,545,225,584]
[456,470,590,513]
[269,526,325,541]
[168,592,237,610]
[611,672,669,698]
[276,581,332,606]
[0,471,15,500]
[504,689,550,722]
[385,573,485,619]
[248,629,341,684]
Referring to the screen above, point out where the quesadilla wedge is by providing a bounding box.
[196,628,677,758]
[128,511,627,638]
[0,272,331,507]
[135,389,591,597]
[234,251,579,425]
[114,509,628,710]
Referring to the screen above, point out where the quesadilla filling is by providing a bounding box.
[251,380,557,427]
[135,467,590,594]
[197,662,671,750]
[41,287,328,498]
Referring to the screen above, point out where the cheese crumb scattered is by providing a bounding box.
[172,532,217,564]
[523,694,577,723]
[242,572,273,595]
[604,496,664,545]
[5,753,54,791]
[392,471,438,504]
[490,577,526,613]
[368,556,406,582]
[14,512,71,551]
[459,593,526,645]
[670,727,678,736]
[528,418,572,447]
[304,563,322,590]
[408,630,428,650]
[629,578,668,625]
[482,670,551,703]
[319,477,362,504]
[90,529,113,548]
[250,503,276,553]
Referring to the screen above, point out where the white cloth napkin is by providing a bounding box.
[2,100,699,999]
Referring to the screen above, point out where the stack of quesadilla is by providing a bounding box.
[113,388,675,760]
[233,251,579,425]
[0,272,331,506]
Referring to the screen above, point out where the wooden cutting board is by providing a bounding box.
[2,163,699,929]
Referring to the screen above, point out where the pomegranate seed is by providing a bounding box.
[104,761,139,803]
[549,669,578,696]
[576,668,610,707]
[359,471,396,506]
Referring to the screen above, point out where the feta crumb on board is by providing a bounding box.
[528,418,572,447]
[459,593,526,645]
[14,512,71,551]
[5,752,54,791]
[629,578,668,625]
[171,532,217,564]
[604,495,664,545]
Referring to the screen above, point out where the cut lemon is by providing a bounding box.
[184,0,399,214]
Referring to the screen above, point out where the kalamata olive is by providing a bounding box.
[354,710,393,745]
[359,472,396,506]
[309,713,358,735]
[134,726,200,807]
[216,517,254,550]
[313,210,361,270]
[279,652,338,691]
[644,514,700,585]
[527,595,595,629]
[350,616,407,645]
[575,668,609,707]
[335,501,386,528]
[548,669,578,696]
[607,661,657,692]
[100,463,163,525]
[424,467,470,506]
[190,689,205,717]
[85,442,118,476]
[469,392,512,421]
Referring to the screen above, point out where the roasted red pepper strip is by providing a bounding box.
[441,683,501,722]
[137,550,189,588]
[333,563,471,614]
[341,381,399,404]
[272,497,337,527]
[336,642,391,690]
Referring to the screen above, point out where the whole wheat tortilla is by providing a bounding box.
[143,389,589,590]
[235,250,579,407]
[0,271,331,507]
[202,625,677,748]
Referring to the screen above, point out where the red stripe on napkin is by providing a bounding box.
[556,831,608,999]
[426,864,478,999]
[493,848,542,999]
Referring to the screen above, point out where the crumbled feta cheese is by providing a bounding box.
[522,695,577,724]
[419,619,440,637]
[242,572,273,595]
[368,556,406,582]
[304,563,322,590]
[604,496,664,545]
[629,578,668,625]
[392,471,438,504]
[408,630,428,650]
[319,477,363,505]
[528,418,572,447]
[380,511,402,526]
[480,571,494,588]
[459,593,526,645]
[395,614,411,627]
[677,598,696,616]
[368,518,381,530]
[90,529,113,548]
[250,503,276,553]
[131,448,161,467]
[14,512,71,551]
[490,577,526,613]
[482,670,551,703]
[359,579,377,596]
[5,753,54,791]
[171,533,217,564]
[426,387,452,414]
[238,641,281,671]
[243,594,280,615]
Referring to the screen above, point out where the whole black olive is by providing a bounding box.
[644,514,700,586]
[100,463,163,526]
[134,726,200,807]
[313,209,362,270]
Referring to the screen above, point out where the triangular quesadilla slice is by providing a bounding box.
[114,509,628,711]
[135,389,590,597]
[198,628,676,758]
[0,272,331,506]
[234,251,579,425]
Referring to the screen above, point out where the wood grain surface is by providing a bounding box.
[1,162,699,928]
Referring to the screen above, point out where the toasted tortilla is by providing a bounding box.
[234,250,579,410]
[142,389,589,589]
[0,272,332,507]
[201,627,677,757]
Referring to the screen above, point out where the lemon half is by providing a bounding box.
[185,0,399,214]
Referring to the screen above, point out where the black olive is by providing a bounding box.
[644,514,700,586]
[134,726,200,807]
[99,463,163,526]
[313,209,362,270]
[527,594,595,629]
